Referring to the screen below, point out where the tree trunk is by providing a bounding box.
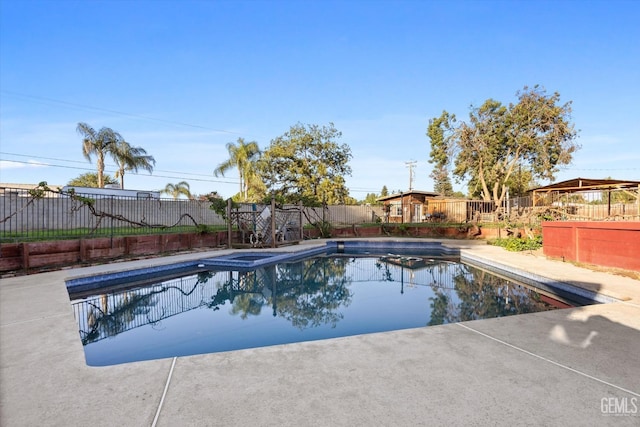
[97,153,105,188]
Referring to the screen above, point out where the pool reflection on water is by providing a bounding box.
[70,255,574,366]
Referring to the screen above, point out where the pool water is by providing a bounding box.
[70,253,574,366]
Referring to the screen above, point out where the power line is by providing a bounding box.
[0,152,84,165]
[0,153,385,193]
[560,167,640,171]
[0,90,260,137]
[0,151,238,180]
[1,157,382,194]
[0,158,240,185]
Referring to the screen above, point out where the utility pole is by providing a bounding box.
[405,160,417,191]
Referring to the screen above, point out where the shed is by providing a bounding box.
[376,191,470,223]
[377,191,438,223]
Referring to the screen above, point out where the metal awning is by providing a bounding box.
[530,177,640,211]
[530,178,640,194]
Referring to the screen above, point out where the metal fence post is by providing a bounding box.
[271,197,276,248]
[227,198,232,248]
[110,196,114,241]
[298,201,303,241]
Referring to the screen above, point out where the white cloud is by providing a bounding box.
[0,160,48,170]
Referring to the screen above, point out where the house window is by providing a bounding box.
[390,201,402,216]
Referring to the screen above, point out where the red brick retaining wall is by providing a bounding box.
[0,232,227,273]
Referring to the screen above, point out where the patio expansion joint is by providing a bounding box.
[456,322,640,398]
[152,356,177,427]
[0,311,70,328]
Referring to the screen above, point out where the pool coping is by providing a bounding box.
[460,252,619,305]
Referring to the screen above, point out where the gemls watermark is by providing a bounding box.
[601,397,638,416]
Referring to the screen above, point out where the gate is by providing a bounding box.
[228,200,303,248]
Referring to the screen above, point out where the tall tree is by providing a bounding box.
[505,166,537,198]
[214,138,261,201]
[427,111,456,196]
[455,99,509,203]
[362,193,380,205]
[429,86,579,208]
[380,186,389,197]
[162,181,192,199]
[68,172,118,188]
[77,122,121,188]
[431,166,454,196]
[239,169,268,202]
[258,123,352,204]
[110,139,156,189]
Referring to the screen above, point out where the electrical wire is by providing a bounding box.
[1,90,258,137]
[0,152,384,193]
[0,158,240,185]
[0,151,237,180]
[560,167,640,171]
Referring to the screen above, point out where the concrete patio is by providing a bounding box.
[1,238,639,426]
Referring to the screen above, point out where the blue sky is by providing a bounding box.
[1,0,638,199]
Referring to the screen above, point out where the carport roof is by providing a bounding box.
[531,177,640,194]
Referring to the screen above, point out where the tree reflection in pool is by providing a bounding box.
[70,255,573,366]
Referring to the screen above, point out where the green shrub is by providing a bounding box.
[196,224,211,234]
[489,235,543,252]
[312,220,332,238]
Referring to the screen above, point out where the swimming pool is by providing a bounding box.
[67,241,593,366]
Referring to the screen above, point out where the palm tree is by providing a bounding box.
[243,168,268,202]
[77,122,121,188]
[110,139,156,189]
[162,181,192,199]
[214,138,260,201]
